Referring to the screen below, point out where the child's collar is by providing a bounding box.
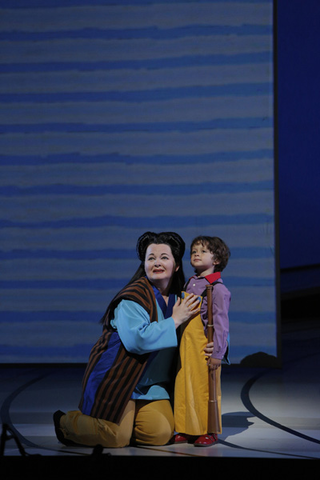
[204,272,221,283]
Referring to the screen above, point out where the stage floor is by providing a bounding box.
[1,320,319,468]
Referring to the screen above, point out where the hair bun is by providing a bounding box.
[159,231,185,258]
[136,232,159,261]
[136,231,185,262]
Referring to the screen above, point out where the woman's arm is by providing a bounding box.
[114,294,200,355]
[114,300,177,355]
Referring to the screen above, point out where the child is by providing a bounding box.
[174,236,231,447]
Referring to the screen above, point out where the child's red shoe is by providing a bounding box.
[174,433,190,443]
[194,434,218,447]
[174,433,200,444]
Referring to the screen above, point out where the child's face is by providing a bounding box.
[190,241,218,275]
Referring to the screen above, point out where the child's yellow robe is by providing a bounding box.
[174,293,222,435]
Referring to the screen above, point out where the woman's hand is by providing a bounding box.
[172,294,200,329]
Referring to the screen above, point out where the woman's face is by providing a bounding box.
[144,243,179,292]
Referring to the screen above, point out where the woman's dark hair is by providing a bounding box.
[190,235,230,272]
[129,231,186,294]
[100,232,186,323]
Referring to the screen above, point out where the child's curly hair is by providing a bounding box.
[190,236,230,272]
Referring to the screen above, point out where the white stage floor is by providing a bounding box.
[1,319,319,476]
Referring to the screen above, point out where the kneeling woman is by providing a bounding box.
[54,231,200,448]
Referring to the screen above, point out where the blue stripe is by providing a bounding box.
[0,83,272,103]
[0,52,272,74]
[0,277,275,290]
[0,279,126,290]
[0,344,92,359]
[0,25,272,42]
[0,149,274,166]
[232,311,277,324]
[0,0,273,8]
[0,181,274,197]
[0,247,273,260]
[0,250,136,260]
[0,117,273,135]
[0,213,274,230]
[0,311,102,322]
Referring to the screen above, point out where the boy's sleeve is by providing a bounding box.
[211,286,231,360]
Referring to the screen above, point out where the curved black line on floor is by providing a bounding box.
[0,369,90,457]
[241,366,320,446]
[218,438,316,460]
[2,365,319,460]
[0,370,52,449]
[138,440,315,460]
[1,367,295,460]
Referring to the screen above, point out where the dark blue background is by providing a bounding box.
[277,0,320,270]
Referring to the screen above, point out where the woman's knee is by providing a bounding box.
[133,400,174,446]
[148,421,173,446]
[134,420,173,446]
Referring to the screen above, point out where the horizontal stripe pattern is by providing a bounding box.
[0,3,273,32]
[0,149,273,166]
[0,286,276,311]
[2,258,275,281]
[0,0,277,364]
[1,157,273,185]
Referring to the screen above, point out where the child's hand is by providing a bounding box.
[205,343,221,370]
[204,341,214,356]
[172,294,200,329]
[207,357,221,371]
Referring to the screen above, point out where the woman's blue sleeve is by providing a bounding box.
[113,300,177,355]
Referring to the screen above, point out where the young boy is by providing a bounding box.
[174,236,231,446]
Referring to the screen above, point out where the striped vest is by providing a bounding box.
[78,277,158,424]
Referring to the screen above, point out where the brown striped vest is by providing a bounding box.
[78,277,158,424]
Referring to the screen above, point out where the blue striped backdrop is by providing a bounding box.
[0,0,277,364]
